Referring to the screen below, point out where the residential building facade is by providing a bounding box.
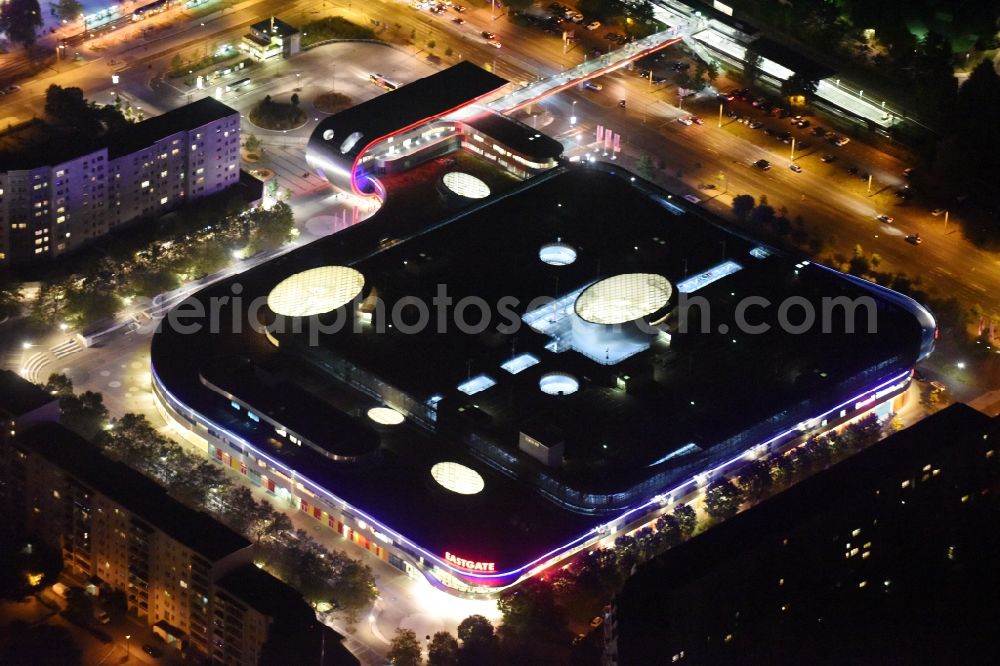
[0,97,240,266]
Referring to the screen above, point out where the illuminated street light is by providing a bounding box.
[957,362,966,370]
[21,341,32,350]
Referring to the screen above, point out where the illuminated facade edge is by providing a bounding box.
[151,359,913,596]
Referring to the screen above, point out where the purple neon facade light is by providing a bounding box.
[152,359,912,587]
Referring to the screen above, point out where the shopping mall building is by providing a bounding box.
[151,64,936,597]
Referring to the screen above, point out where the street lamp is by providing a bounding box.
[125,634,131,659]
[570,99,577,126]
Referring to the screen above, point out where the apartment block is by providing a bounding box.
[0,97,240,266]
[6,422,356,665]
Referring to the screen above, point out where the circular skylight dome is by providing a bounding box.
[539,372,579,395]
[267,266,364,318]
[367,406,404,426]
[442,172,490,199]
[539,242,577,266]
[431,462,485,495]
[575,273,672,325]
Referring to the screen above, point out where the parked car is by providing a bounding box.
[902,167,914,179]
[590,616,604,629]
[451,17,465,24]
[811,126,826,136]
[930,208,945,216]
[689,115,704,125]
[586,20,601,30]
[677,116,694,125]
[833,136,850,146]
[748,120,763,129]
[820,154,835,163]
[789,163,802,173]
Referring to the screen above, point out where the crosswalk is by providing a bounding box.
[51,338,83,359]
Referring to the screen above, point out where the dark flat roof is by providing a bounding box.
[752,37,834,80]
[0,120,104,171]
[615,403,998,664]
[151,163,926,571]
[309,62,507,165]
[107,97,238,159]
[250,17,298,37]
[16,423,251,561]
[200,355,381,458]
[461,110,564,162]
[216,563,315,623]
[0,369,57,418]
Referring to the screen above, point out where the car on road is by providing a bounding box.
[895,188,914,200]
[753,159,771,171]
[677,116,693,125]
[582,80,603,91]
[590,616,605,629]
[846,166,859,175]
[902,167,914,179]
[689,115,704,125]
[481,31,495,39]
[451,17,465,24]
[486,39,502,48]
[777,131,792,143]
[820,154,835,163]
[832,136,851,146]
[716,89,735,101]
[748,120,763,129]
[569,12,584,22]
[906,234,922,245]
[795,119,810,128]
[0,85,20,96]
[811,126,826,136]
[789,163,802,173]
[586,20,601,30]
[875,214,894,224]
[931,208,945,216]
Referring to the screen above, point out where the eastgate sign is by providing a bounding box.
[445,552,496,572]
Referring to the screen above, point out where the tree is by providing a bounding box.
[732,194,755,222]
[457,615,497,666]
[170,53,184,71]
[635,153,655,180]
[43,373,74,397]
[60,391,109,439]
[247,201,295,254]
[673,503,697,538]
[741,47,762,87]
[654,513,681,548]
[427,632,459,666]
[738,458,772,501]
[387,628,423,666]
[0,0,43,48]
[749,203,775,226]
[55,0,83,22]
[781,72,819,102]
[497,577,569,646]
[0,275,21,320]
[243,133,262,152]
[705,479,743,520]
[98,412,166,469]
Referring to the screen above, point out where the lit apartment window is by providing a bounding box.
[34,248,43,254]
[56,216,66,224]
[160,197,168,205]
[195,167,204,175]
[56,170,65,177]
[191,143,198,151]
[141,180,150,188]
[160,170,168,178]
